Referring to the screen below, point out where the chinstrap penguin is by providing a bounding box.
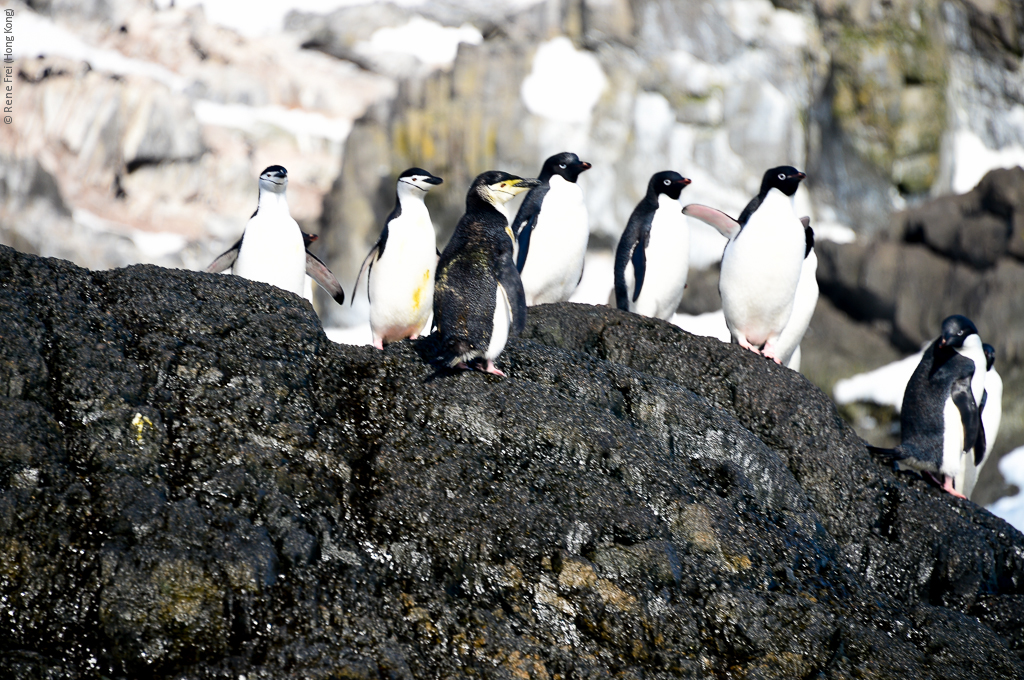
[870,315,983,499]
[433,171,540,377]
[683,166,806,362]
[613,171,692,320]
[514,152,592,306]
[773,218,818,371]
[353,168,443,349]
[206,165,345,304]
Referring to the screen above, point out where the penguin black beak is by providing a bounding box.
[790,172,806,181]
[514,178,542,189]
[425,176,444,185]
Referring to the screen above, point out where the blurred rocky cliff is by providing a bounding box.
[1,0,1023,501]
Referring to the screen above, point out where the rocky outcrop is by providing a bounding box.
[814,166,1024,505]
[1,244,1023,678]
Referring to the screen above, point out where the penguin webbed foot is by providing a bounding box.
[922,470,967,499]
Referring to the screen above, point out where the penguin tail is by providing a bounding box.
[866,445,900,462]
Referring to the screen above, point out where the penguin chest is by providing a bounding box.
[941,395,968,483]
[369,214,437,339]
[719,191,804,345]
[630,198,689,319]
[520,178,589,305]
[234,214,306,296]
[486,283,512,360]
[955,338,987,407]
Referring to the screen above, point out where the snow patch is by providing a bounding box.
[987,446,1024,533]
[832,350,923,411]
[356,17,482,69]
[521,37,607,124]
[324,323,373,346]
[813,222,857,244]
[193,100,352,144]
[568,250,615,306]
[952,129,1024,194]
[671,309,731,343]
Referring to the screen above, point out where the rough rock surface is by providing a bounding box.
[1,245,1023,679]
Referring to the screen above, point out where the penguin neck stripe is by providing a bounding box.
[400,179,428,192]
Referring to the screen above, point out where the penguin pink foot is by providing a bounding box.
[941,475,967,499]
[761,340,783,365]
[478,360,506,377]
[373,337,384,350]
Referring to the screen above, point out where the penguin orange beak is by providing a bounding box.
[790,171,806,180]
[578,161,592,171]
[677,178,692,186]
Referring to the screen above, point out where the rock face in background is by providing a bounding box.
[2,245,1024,678]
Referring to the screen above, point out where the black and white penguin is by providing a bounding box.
[965,343,1002,498]
[873,315,983,498]
[774,218,818,371]
[353,168,443,349]
[613,171,692,320]
[513,152,592,305]
[682,166,806,362]
[433,171,540,376]
[206,165,345,304]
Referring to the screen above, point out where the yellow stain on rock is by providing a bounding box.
[131,412,154,444]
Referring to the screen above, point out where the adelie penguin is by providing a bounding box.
[207,165,345,305]
[870,315,984,499]
[964,343,1002,499]
[770,217,818,371]
[682,166,806,362]
[434,171,540,376]
[613,171,692,320]
[353,168,443,349]
[513,152,592,306]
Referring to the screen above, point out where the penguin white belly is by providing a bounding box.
[486,284,512,360]
[966,370,1003,498]
[368,217,436,343]
[630,199,689,320]
[233,214,306,297]
[520,177,589,306]
[941,395,967,484]
[774,250,819,367]
[955,336,987,406]
[719,190,805,347]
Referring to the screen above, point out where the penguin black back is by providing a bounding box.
[614,171,690,310]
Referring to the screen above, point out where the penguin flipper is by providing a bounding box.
[951,377,979,456]
[515,213,537,273]
[800,216,810,229]
[305,251,345,305]
[974,390,988,466]
[206,238,242,273]
[496,259,527,336]
[351,241,380,305]
[631,237,647,303]
[682,204,741,240]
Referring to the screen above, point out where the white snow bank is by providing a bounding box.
[568,250,614,306]
[193,100,352,143]
[521,37,607,124]
[11,9,186,90]
[987,446,1024,533]
[357,17,482,69]
[952,129,1024,194]
[325,323,373,346]
[832,350,923,411]
[671,309,731,343]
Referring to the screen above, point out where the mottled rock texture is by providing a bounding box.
[1,245,1023,679]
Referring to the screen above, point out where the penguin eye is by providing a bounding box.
[663,179,671,186]
[558,164,566,169]
[777,173,786,180]
[958,330,964,335]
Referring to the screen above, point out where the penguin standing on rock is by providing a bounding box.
[206,165,345,304]
[433,171,540,376]
[683,166,806,362]
[964,343,1001,499]
[870,315,984,499]
[613,171,692,320]
[353,168,443,349]
[514,152,592,305]
[772,218,818,371]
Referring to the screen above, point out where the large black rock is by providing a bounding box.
[1,245,1022,679]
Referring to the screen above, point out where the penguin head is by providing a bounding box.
[983,343,996,371]
[471,171,541,207]
[647,171,691,200]
[540,152,592,183]
[397,167,444,195]
[760,166,805,197]
[259,165,288,194]
[937,314,979,349]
